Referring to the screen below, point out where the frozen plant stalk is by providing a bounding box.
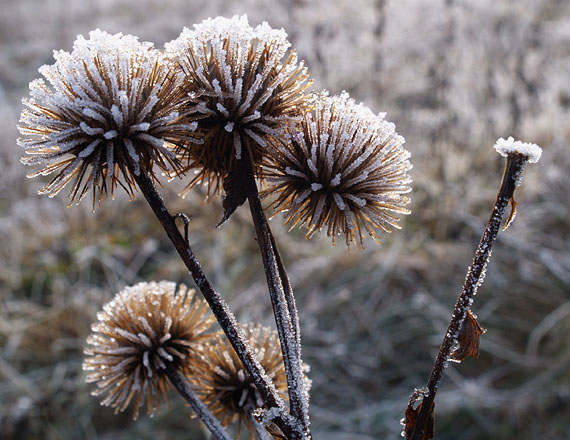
[407,137,542,440]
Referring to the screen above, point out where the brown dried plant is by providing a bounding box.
[165,15,312,198]
[190,324,288,437]
[83,281,215,419]
[18,30,199,209]
[263,92,412,248]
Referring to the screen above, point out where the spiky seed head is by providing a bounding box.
[262,92,412,249]
[18,29,200,209]
[190,325,287,436]
[165,15,312,198]
[83,281,215,419]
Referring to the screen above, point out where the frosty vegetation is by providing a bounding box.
[1,1,567,440]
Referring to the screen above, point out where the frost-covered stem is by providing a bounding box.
[410,154,528,440]
[128,165,297,439]
[164,366,231,440]
[238,153,311,439]
[268,230,302,352]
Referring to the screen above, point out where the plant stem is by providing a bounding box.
[238,154,310,439]
[130,169,298,439]
[268,229,302,353]
[164,366,231,440]
[410,154,528,440]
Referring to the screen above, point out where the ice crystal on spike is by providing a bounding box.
[83,281,214,419]
[18,30,199,209]
[190,324,288,437]
[165,15,312,198]
[263,92,412,249]
[493,136,542,163]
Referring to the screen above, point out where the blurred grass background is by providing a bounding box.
[1,0,569,438]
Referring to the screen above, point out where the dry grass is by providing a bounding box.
[1,0,569,438]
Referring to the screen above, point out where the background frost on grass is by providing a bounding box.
[0,0,569,439]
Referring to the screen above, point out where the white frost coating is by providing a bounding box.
[310,182,323,191]
[330,173,341,187]
[333,193,346,210]
[494,136,542,163]
[224,121,234,132]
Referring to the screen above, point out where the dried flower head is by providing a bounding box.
[18,29,199,209]
[191,325,287,436]
[165,15,312,197]
[262,92,412,248]
[83,281,215,419]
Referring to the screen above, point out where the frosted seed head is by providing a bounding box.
[262,91,412,249]
[83,281,214,420]
[17,29,199,210]
[189,324,291,435]
[165,15,312,199]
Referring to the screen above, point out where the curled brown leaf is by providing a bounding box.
[450,309,486,362]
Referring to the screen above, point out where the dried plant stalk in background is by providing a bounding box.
[263,92,412,248]
[83,281,214,419]
[18,30,199,209]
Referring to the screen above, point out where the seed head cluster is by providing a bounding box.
[18,30,199,209]
[165,15,312,197]
[83,281,214,419]
[190,325,288,435]
[263,92,412,248]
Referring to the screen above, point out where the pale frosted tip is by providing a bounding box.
[494,136,542,163]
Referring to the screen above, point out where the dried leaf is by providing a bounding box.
[217,168,248,227]
[403,398,435,440]
[265,421,287,439]
[503,196,517,230]
[450,309,486,361]
[252,410,287,439]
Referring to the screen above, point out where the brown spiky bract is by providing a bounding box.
[263,92,412,249]
[83,281,214,419]
[165,15,312,198]
[190,325,288,437]
[18,30,199,209]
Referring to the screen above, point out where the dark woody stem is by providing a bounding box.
[129,166,299,440]
[238,153,311,439]
[268,229,302,353]
[410,154,528,440]
[164,366,231,440]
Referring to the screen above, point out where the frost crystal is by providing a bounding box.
[18,29,199,209]
[165,15,312,198]
[263,92,412,249]
[83,281,215,419]
[493,136,542,163]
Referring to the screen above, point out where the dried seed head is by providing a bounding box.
[165,15,312,198]
[18,29,199,209]
[83,281,215,419]
[263,92,412,249]
[191,325,287,436]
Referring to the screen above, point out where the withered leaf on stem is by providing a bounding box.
[450,309,486,362]
[503,196,518,231]
[404,399,435,440]
[217,168,248,227]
